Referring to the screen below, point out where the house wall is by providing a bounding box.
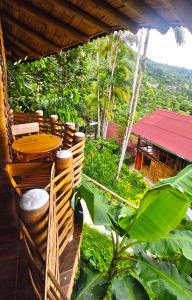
[135,150,178,183]
[0,20,11,163]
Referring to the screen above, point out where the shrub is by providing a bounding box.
[84,139,149,205]
[81,224,113,273]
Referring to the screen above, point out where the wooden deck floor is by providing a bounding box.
[0,168,83,300]
[0,169,35,300]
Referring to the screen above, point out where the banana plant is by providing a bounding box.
[72,165,192,300]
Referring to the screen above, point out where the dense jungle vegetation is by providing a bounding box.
[8,32,192,299]
[8,35,192,127]
[7,32,192,202]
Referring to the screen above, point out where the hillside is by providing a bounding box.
[137,59,192,119]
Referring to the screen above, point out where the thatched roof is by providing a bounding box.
[1,0,192,61]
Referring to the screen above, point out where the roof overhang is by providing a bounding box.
[1,0,192,61]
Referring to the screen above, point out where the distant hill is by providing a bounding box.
[137,59,192,118]
[146,59,192,78]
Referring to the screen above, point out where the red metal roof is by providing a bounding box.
[106,122,121,143]
[132,109,192,162]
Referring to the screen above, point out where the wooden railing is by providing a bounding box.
[9,110,75,153]
[5,113,85,299]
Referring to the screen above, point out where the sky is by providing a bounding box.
[146,28,192,70]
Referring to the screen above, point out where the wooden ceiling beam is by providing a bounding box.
[5,41,27,59]
[1,13,60,52]
[6,50,19,62]
[5,32,42,59]
[49,0,112,34]
[6,0,89,43]
[162,0,192,33]
[88,0,139,33]
[122,0,170,33]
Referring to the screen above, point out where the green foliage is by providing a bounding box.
[8,46,92,123]
[78,175,112,226]
[128,185,190,241]
[84,139,148,205]
[84,139,119,190]
[136,256,192,300]
[81,224,113,273]
[137,59,192,120]
[73,166,192,300]
[111,274,150,300]
[72,267,108,300]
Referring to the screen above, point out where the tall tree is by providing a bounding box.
[117,26,186,178]
[117,29,147,178]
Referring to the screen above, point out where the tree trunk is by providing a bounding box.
[117,29,150,179]
[96,47,101,138]
[101,40,119,138]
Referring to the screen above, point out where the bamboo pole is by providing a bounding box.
[55,150,74,254]
[19,189,49,257]
[50,114,58,135]
[55,150,73,174]
[73,132,85,187]
[63,122,75,149]
[35,109,43,132]
[84,174,138,209]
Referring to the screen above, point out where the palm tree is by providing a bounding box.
[94,32,138,138]
[117,26,186,178]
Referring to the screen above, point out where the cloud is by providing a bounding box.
[147,28,192,70]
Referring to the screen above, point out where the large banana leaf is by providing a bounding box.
[111,274,150,300]
[78,175,111,225]
[156,165,192,198]
[72,268,108,300]
[128,184,190,241]
[144,230,192,260]
[136,256,192,300]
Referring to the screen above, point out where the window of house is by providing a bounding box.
[143,156,151,167]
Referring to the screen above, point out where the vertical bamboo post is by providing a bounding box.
[35,110,43,133]
[55,150,73,183]
[19,189,49,257]
[63,122,75,149]
[73,132,85,187]
[0,21,10,163]
[9,108,14,125]
[50,114,58,135]
[73,132,85,145]
[55,150,74,253]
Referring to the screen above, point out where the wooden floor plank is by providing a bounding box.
[0,169,35,300]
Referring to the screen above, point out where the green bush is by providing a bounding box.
[81,224,113,273]
[81,224,132,274]
[84,139,149,205]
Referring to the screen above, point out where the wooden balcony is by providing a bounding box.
[1,111,85,299]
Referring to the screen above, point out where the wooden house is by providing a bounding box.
[1,1,192,299]
[132,109,192,183]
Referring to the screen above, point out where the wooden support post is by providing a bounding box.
[63,122,75,149]
[9,108,14,125]
[0,20,11,164]
[50,114,58,135]
[19,189,49,257]
[73,132,85,187]
[55,150,74,255]
[55,150,73,175]
[35,110,43,132]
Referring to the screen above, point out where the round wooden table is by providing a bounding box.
[12,134,62,160]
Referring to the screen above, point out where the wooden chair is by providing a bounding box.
[5,161,52,196]
[11,122,51,161]
[11,122,39,140]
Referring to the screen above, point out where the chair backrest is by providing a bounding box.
[11,122,39,139]
[5,162,52,196]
